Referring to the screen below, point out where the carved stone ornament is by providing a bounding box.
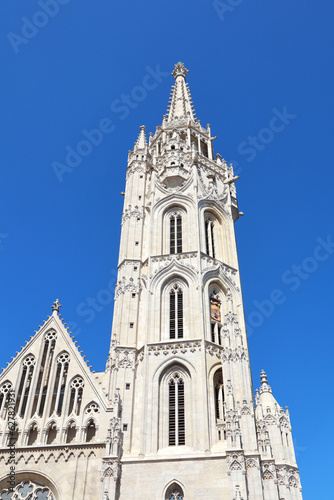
[115,277,141,299]
[148,341,201,356]
[102,458,121,481]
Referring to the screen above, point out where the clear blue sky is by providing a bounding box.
[1,1,333,497]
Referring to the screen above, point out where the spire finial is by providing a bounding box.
[52,299,61,314]
[172,62,189,80]
[260,369,268,385]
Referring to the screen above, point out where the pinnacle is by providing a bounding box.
[134,125,147,150]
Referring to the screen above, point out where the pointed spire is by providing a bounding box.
[51,299,61,314]
[166,62,196,123]
[134,125,147,150]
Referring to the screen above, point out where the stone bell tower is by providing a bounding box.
[103,62,303,500]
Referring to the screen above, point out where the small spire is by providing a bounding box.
[134,125,147,150]
[52,299,61,314]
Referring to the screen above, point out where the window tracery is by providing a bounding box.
[0,480,54,499]
[0,381,12,420]
[16,355,36,418]
[165,483,184,500]
[68,376,84,416]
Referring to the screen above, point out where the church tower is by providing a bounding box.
[0,63,303,500]
[103,63,303,499]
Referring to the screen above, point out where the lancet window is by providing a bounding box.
[49,352,70,417]
[210,291,222,345]
[46,422,57,445]
[170,284,183,339]
[214,369,225,422]
[170,212,182,254]
[166,484,184,500]
[168,373,185,446]
[86,419,96,442]
[16,355,36,418]
[27,423,38,446]
[68,376,84,415]
[66,421,77,443]
[31,330,57,418]
[205,218,215,258]
[0,381,13,420]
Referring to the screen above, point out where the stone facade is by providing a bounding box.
[0,63,303,499]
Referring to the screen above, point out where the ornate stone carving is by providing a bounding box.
[122,205,143,224]
[148,341,201,356]
[115,277,141,298]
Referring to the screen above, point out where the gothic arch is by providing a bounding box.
[150,271,195,343]
[162,205,187,254]
[199,202,231,261]
[154,361,195,450]
[203,280,229,343]
[163,479,186,499]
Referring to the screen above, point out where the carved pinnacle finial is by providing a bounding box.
[172,62,189,80]
[52,299,61,314]
[260,369,268,385]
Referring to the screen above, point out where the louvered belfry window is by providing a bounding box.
[170,213,182,254]
[170,285,183,339]
[168,373,185,446]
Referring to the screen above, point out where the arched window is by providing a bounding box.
[210,290,222,345]
[165,483,184,499]
[46,422,57,445]
[16,355,35,418]
[205,218,215,258]
[170,284,183,339]
[214,369,225,422]
[49,352,70,417]
[0,381,13,420]
[66,421,77,443]
[86,419,96,443]
[68,376,84,415]
[168,373,185,446]
[27,423,38,446]
[170,212,182,254]
[31,330,57,418]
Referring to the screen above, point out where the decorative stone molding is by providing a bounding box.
[121,205,143,224]
[227,452,245,475]
[246,458,259,469]
[205,342,248,362]
[102,458,121,481]
[126,165,145,180]
[148,340,201,356]
[110,348,137,371]
[115,277,141,298]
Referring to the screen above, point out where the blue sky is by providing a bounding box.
[1,1,333,496]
